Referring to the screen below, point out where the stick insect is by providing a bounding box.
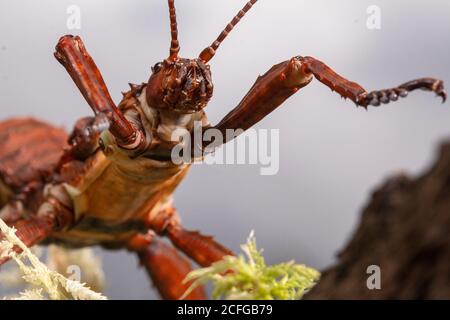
[0,0,445,299]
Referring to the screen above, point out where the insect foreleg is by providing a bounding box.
[197,56,445,152]
[128,232,207,300]
[149,207,234,268]
[214,57,314,135]
[54,35,146,152]
[299,56,446,107]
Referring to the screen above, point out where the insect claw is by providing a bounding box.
[435,86,447,103]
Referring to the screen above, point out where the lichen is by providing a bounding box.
[0,218,107,300]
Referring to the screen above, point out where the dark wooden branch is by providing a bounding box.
[306,141,450,299]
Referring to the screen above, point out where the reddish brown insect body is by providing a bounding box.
[0,0,446,300]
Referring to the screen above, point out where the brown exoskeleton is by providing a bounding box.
[0,0,446,299]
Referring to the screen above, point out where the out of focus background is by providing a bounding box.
[0,0,449,299]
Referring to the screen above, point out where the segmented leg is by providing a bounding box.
[299,56,447,107]
[128,232,207,300]
[148,207,234,267]
[207,56,446,148]
[0,199,73,266]
[54,35,145,151]
[0,216,53,266]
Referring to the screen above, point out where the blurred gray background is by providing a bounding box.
[0,0,449,299]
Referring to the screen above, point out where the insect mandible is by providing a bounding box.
[0,0,446,299]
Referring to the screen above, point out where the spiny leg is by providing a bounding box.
[128,232,207,300]
[148,207,234,268]
[204,56,445,149]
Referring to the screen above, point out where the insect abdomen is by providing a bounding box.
[0,118,67,192]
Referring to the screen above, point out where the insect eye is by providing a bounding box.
[152,62,163,74]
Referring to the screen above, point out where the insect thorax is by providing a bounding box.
[48,85,209,247]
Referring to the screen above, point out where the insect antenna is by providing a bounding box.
[168,0,180,60]
[198,0,258,63]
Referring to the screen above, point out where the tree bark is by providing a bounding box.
[306,141,450,299]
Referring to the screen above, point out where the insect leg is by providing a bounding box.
[212,57,314,135]
[0,217,53,266]
[0,200,73,266]
[149,207,234,268]
[54,35,146,151]
[299,56,446,107]
[128,232,207,300]
[198,56,445,151]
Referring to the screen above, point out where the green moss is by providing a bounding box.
[182,232,320,300]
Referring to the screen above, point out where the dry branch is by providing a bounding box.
[306,141,450,299]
